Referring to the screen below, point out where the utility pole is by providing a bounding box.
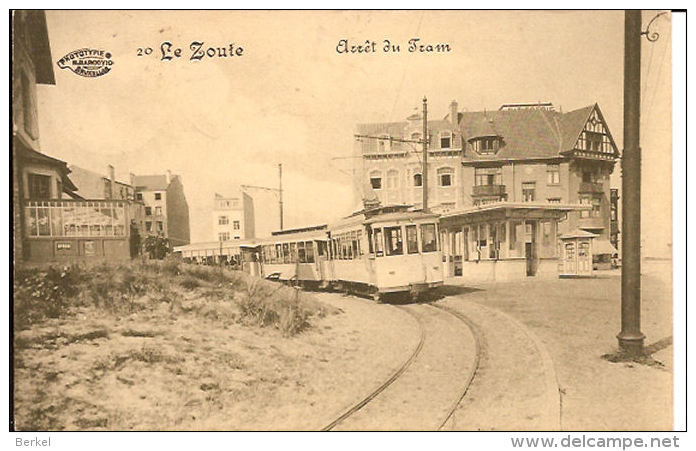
[617,10,645,355]
[353,97,430,211]
[422,96,429,213]
[278,163,283,230]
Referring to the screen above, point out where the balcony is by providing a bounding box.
[579,181,604,194]
[472,184,507,198]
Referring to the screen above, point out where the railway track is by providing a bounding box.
[321,302,481,431]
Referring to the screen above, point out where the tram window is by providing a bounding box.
[421,223,437,253]
[384,226,404,256]
[282,243,290,263]
[406,225,418,254]
[367,228,374,254]
[298,241,306,263]
[374,228,384,257]
[317,241,324,257]
[306,241,315,263]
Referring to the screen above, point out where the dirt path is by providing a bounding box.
[437,296,561,431]
[331,303,478,431]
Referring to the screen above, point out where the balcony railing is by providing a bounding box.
[578,181,604,193]
[472,184,507,197]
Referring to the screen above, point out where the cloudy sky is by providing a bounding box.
[36,10,672,255]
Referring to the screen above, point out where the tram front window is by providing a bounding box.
[421,223,437,253]
[374,228,384,257]
[406,225,418,254]
[384,226,403,256]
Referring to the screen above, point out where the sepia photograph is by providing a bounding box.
[9,8,682,439]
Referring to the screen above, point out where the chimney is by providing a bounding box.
[450,100,458,127]
[166,169,172,185]
[107,164,115,199]
[129,173,136,187]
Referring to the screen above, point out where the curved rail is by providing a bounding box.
[427,303,482,431]
[321,305,426,431]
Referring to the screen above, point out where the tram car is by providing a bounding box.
[255,205,444,300]
[256,225,330,289]
[324,205,443,300]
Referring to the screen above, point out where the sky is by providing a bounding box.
[35,10,672,256]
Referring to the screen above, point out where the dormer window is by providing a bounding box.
[470,136,502,155]
[440,131,452,149]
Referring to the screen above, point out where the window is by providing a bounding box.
[233,220,240,230]
[406,225,418,254]
[155,192,162,200]
[157,221,164,232]
[234,236,240,240]
[522,182,536,202]
[27,174,51,199]
[219,216,229,225]
[305,241,315,263]
[21,72,38,138]
[370,171,382,190]
[584,131,603,152]
[373,228,384,257]
[136,193,143,201]
[438,167,454,187]
[440,131,452,149]
[547,164,560,185]
[592,197,601,218]
[297,241,306,263]
[145,221,152,232]
[145,207,152,216]
[509,221,517,250]
[471,136,501,155]
[282,243,290,263]
[219,232,230,241]
[384,226,403,256]
[413,173,422,187]
[421,223,437,253]
[582,171,595,183]
[474,167,502,186]
[155,206,162,216]
[547,198,561,204]
[580,195,592,218]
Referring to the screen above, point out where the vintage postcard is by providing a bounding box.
[11,9,676,435]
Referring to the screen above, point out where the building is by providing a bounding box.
[356,100,620,281]
[67,164,147,240]
[212,192,255,241]
[356,100,464,214]
[132,172,191,247]
[12,11,145,262]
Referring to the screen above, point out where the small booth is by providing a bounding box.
[558,230,598,277]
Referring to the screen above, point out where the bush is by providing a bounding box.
[14,265,85,329]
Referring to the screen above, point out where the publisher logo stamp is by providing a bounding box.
[57,48,114,78]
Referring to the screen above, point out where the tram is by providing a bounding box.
[255,205,444,300]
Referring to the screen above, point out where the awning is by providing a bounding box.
[593,239,618,256]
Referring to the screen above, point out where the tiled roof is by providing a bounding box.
[358,103,612,162]
[460,105,597,162]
